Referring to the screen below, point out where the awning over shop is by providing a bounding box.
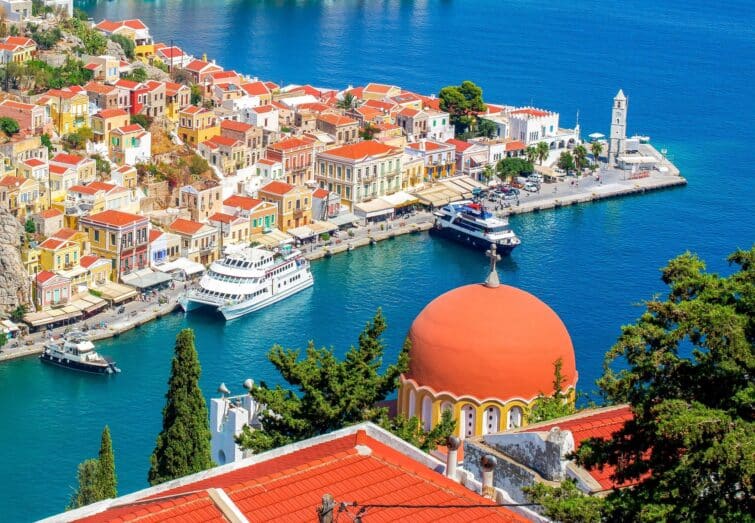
[70,294,108,314]
[412,184,463,207]
[251,228,293,248]
[354,199,394,219]
[380,191,419,208]
[617,155,658,164]
[1,319,20,334]
[438,176,485,198]
[288,225,316,240]
[309,220,338,234]
[95,282,139,304]
[121,269,173,290]
[535,164,564,180]
[154,258,205,277]
[23,307,83,327]
[328,212,360,228]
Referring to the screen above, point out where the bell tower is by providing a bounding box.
[609,89,628,163]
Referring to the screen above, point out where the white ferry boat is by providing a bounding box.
[40,331,120,375]
[179,245,313,320]
[431,200,521,253]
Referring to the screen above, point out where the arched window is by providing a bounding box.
[407,388,416,418]
[483,406,500,435]
[460,405,476,439]
[217,449,226,465]
[421,396,433,431]
[507,407,523,429]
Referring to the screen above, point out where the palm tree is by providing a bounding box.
[481,164,495,183]
[573,145,588,173]
[337,93,356,111]
[525,146,537,164]
[536,141,550,165]
[590,141,603,168]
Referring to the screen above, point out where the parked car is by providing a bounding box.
[528,173,544,183]
[524,182,540,192]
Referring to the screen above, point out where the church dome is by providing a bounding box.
[405,283,577,401]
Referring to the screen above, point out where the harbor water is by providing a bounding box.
[0,1,753,520]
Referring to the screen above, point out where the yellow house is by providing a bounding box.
[21,245,41,276]
[208,212,250,247]
[0,175,40,219]
[37,237,80,272]
[401,153,425,190]
[79,254,112,288]
[91,108,130,145]
[50,153,96,184]
[48,165,78,203]
[164,82,191,125]
[178,106,219,147]
[38,88,90,136]
[110,165,138,189]
[94,19,155,60]
[258,181,313,232]
[0,36,37,63]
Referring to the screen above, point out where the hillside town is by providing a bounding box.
[0,7,675,341]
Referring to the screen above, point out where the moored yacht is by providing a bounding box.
[40,331,120,374]
[179,245,313,320]
[431,200,521,253]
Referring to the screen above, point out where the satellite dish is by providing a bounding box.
[243,378,254,392]
[217,383,230,396]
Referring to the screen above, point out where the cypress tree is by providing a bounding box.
[67,459,102,510]
[148,328,212,485]
[97,425,117,499]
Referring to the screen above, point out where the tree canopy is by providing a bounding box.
[496,157,533,181]
[0,117,19,136]
[148,329,213,485]
[236,309,410,453]
[528,358,576,424]
[438,80,486,135]
[572,248,755,521]
[98,426,117,499]
[67,426,118,510]
[557,151,575,172]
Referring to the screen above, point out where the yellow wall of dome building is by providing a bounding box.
[396,252,578,439]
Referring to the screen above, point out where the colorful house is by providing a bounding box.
[148,229,181,266]
[31,208,63,237]
[405,139,457,180]
[0,174,40,218]
[164,81,191,124]
[79,210,150,280]
[94,19,154,59]
[182,59,223,84]
[265,136,315,186]
[91,108,130,144]
[109,123,151,165]
[198,135,246,176]
[315,113,359,145]
[208,212,250,246]
[83,81,121,113]
[0,99,48,134]
[258,180,312,232]
[109,164,138,189]
[79,254,112,288]
[50,153,96,184]
[220,119,263,165]
[168,218,219,265]
[222,194,277,234]
[362,82,401,101]
[48,164,78,203]
[17,158,48,184]
[83,55,120,84]
[154,45,193,69]
[0,36,36,64]
[178,182,223,222]
[37,88,90,136]
[178,106,219,147]
[35,271,71,310]
[37,236,79,272]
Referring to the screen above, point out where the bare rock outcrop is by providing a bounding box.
[0,211,31,310]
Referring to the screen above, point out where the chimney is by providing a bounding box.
[445,436,461,479]
[419,138,426,151]
[480,455,497,500]
[317,494,335,523]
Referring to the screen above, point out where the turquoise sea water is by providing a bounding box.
[1,1,753,520]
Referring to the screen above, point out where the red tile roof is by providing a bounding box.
[94,108,128,119]
[365,82,397,94]
[260,180,294,196]
[208,212,236,224]
[207,135,240,147]
[322,140,397,161]
[505,140,527,151]
[4,36,35,47]
[83,210,146,228]
[446,138,472,152]
[0,99,35,110]
[185,59,220,73]
[38,208,62,219]
[79,254,102,269]
[169,218,206,235]
[317,113,357,126]
[269,137,313,152]
[114,79,142,90]
[408,140,449,152]
[68,184,102,196]
[112,123,146,134]
[38,237,74,250]
[536,406,634,490]
[289,84,321,97]
[312,188,329,199]
[224,194,262,210]
[363,99,396,112]
[51,228,77,240]
[296,102,331,113]
[75,428,525,523]
[87,181,118,192]
[36,270,57,284]
[0,175,25,187]
[220,119,253,133]
[148,229,163,242]
[22,158,46,167]
[510,108,550,118]
[51,153,85,166]
[157,46,184,59]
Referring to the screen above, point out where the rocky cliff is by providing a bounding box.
[0,210,30,310]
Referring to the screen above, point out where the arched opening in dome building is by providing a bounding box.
[507,407,523,429]
[483,406,500,435]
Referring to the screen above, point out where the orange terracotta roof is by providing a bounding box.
[83,210,146,228]
[51,153,85,166]
[355,106,382,120]
[510,108,550,118]
[446,138,472,152]
[112,123,145,134]
[260,180,294,195]
[0,99,35,110]
[75,429,525,523]
[84,81,118,95]
[48,165,70,175]
[363,99,395,112]
[87,181,117,192]
[157,46,184,58]
[68,184,102,196]
[289,84,321,97]
[321,140,397,161]
[264,81,279,91]
[38,208,62,219]
[223,194,262,210]
[252,104,275,114]
[220,119,253,133]
[364,82,397,94]
[148,229,163,242]
[208,212,235,224]
[79,254,102,269]
[94,108,129,119]
[185,59,219,73]
[407,140,448,152]
[169,218,206,235]
[38,237,74,250]
[398,107,421,118]
[296,102,331,113]
[269,136,313,151]
[36,270,57,284]
[0,175,25,187]
[4,36,35,47]
[257,158,278,166]
[114,79,142,90]
[207,135,240,147]
[406,283,577,400]
[22,158,46,167]
[51,228,77,240]
[505,140,527,151]
[535,406,634,489]
[317,113,357,126]
[312,188,329,198]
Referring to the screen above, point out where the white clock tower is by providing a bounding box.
[609,89,628,163]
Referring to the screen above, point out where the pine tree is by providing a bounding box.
[382,409,457,452]
[67,459,102,510]
[97,426,117,499]
[148,329,213,485]
[531,248,754,521]
[236,309,409,453]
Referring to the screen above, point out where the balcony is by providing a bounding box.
[293,209,304,219]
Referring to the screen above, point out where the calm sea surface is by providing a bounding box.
[1,1,753,519]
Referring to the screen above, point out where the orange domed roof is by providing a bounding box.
[406,283,577,401]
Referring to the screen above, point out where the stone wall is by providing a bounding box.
[485,427,574,481]
[463,440,540,504]
[0,210,31,309]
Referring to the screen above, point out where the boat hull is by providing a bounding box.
[40,352,117,375]
[430,225,519,254]
[181,273,314,321]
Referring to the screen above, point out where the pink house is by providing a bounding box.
[35,270,71,310]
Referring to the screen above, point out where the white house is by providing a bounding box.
[245,105,279,132]
[425,109,455,142]
[0,0,31,21]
